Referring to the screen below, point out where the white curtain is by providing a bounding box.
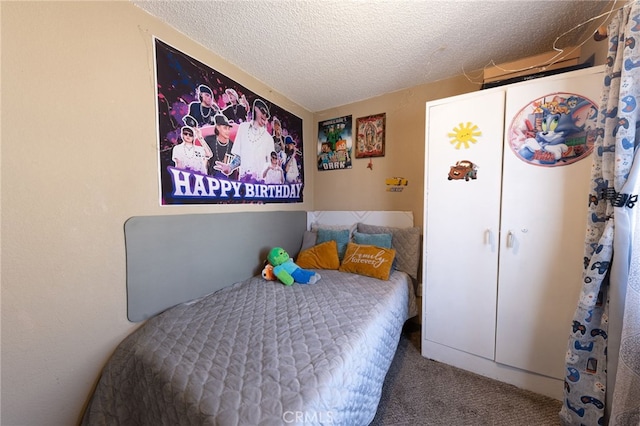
[610,151,640,424]
[560,2,640,425]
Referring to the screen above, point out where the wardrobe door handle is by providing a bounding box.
[485,229,493,246]
[506,230,514,248]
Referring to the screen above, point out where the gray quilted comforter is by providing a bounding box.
[82,270,416,426]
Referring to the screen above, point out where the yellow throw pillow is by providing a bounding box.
[296,240,340,270]
[339,242,396,280]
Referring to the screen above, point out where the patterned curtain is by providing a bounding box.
[560,2,640,425]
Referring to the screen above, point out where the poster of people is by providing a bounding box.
[154,38,304,205]
[317,115,353,171]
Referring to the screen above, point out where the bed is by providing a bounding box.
[82,211,420,425]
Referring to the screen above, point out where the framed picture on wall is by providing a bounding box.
[355,113,385,158]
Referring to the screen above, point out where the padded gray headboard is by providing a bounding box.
[124,211,307,322]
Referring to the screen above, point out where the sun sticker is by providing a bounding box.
[448,122,481,149]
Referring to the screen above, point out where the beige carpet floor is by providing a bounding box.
[370,324,563,425]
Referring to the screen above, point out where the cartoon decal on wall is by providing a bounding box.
[447,160,478,181]
[508,93,598,166]
[448,122,482,149]
[385,177,408,192]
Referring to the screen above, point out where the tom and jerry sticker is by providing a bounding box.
[508,93,598,166]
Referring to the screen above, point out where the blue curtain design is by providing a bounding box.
[560,2,640,425]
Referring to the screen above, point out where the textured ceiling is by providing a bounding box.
[133,0,613,112]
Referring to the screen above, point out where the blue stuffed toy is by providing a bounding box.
[267,247,321,286]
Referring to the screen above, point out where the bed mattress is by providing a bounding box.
[82,269,416,425]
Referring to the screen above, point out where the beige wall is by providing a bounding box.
[313,75,477,227]
[1,2,313,425]
[1,1,612,425]
[313,17,611,228]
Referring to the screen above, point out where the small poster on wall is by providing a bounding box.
[317,115,353,171]
[355,113,386,158]
[154,38,304,205]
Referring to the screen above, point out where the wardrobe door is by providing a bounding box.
[423,89,505,360]
[495,68,603,378]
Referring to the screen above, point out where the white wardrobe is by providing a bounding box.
[422,66,604,399]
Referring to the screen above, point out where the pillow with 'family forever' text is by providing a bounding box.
[357,223,421,280]
[339,242,396,280]
[353,231,397,270]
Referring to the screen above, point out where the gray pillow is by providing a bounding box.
[299,230,317,252]
[357,223,421,280]
[310,222,357,238]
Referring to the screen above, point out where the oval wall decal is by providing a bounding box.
[507,93,598,167]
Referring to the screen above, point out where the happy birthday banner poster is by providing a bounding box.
[154,38,304,205]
